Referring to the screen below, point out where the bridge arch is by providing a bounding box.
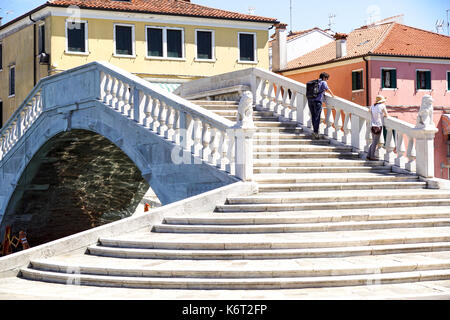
[0,100,237,245]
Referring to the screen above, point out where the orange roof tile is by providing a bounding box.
[373,23,450,58]
[47,0,278,23]
[282,22,450,71]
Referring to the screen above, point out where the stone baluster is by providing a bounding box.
[281,88,291,119]
[209,127,221,166]
[254,77,264,107]
[165,106,175,141]
[142,95,152,128]
[226,130,236,175]
[324,105,334,138]
[342,112,351,145]
[405,136,416,173]
[295,92,309,127]
[364,121,372,154]
[395,131,407,168]
[151,99,160,132]
[192,118,203,158]
[375,127,386,160]
[172,109,181,144]
[273,86,283,115]
[100,72,108,102]
[267,82,276,111]
[104,75,114,106]
[218,130,230,171]
[384,128,396,163]
[201,122,212,161]
[183,114,194,152]
[111,78,120,109]
[333,108,343,141]
[260,79,270,109]
[157,101,168,136]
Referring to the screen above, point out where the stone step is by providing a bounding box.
[254,127,304,134]
[190,100,239,106]
[225,189,450,205]
[18,267,450,289]
[86,241,450,260]
[253,159,385,167]
[253,172,417,183]
[253,133,309,140]
[163,206,450,225]
[253,139,330,145]
[216,198,450,212]
[22,251,450,279]
[253,151,361,159]
[256,181,425,192]
[253,145,353,152]
[254,121,298,128]
[253,166,391,174]
[152,218,450,234]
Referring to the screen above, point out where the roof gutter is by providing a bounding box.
[363,55,370,106]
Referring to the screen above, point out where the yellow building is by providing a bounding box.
[0,0,278,127]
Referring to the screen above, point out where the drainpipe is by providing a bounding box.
[363,55,370,107]
[29,14,37,86]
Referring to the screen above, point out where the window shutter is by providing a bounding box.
[425,71,431,89]
[352,72,356,90]
[391,70,397,88]
[416,71,420,90]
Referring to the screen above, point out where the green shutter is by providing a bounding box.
[381,70,385,88]
[352,72,356,90]
[425,71,431,89]
[416,71,420,90]
[448,72,450,91]
[391,70,397,88]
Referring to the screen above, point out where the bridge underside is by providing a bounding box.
[1,130,151,247]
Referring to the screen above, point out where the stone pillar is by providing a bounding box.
[271,23,287,72]
[414,95,438,178]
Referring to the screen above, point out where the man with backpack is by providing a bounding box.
[306,72,335,139]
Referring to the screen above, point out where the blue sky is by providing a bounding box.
[1,0,449,35]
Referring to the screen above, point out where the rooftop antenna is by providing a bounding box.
[289,0,293,33]
[436,19,444,33]
[328,13,336,30]
[447,9,450,36]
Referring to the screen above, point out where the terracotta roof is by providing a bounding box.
[47,0,278,23]
[373,23,450,58]
[269,27,331,48]
[282,22,450,71]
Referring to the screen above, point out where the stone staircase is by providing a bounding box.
[17,102,450,291]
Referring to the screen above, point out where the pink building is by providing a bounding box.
[273,22,450,178]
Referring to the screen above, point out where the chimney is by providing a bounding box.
[272,23,287,72]
[334,33,348,59]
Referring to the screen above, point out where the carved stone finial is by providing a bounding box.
[415,95,435,129]
[236,91,254,129]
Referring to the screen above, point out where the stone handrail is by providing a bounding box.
[177,67,438,178]
[251,67,437,178]
[0,62,254,181]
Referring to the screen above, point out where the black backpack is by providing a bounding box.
[306,79,321,99]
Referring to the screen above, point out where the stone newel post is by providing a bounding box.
[234,91,255,181]
[414,95,438,178]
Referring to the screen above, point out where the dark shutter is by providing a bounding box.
[167,29,182,58]
[416,71,420,90]
[425,71,431,89]
[448,72,450,91]
[391,69,397,88]
[39,24,45,54]
[0,44,2,70]
[147,28,163,57]
[381,69,385,88]
[68,22,86,52]
[352,71,357,90]
[239,33,255,62]
[197,31,212,60]
[0,101,3,129]
[9,67,15,96]
[115,26,133,56]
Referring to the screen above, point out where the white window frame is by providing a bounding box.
[195,29,215,62]
[114,23,136,58]
[351,68,364,92]
[380,67,397,90]
[416,69,432,91]
[65,19,89,55]
[237,32,257,64]
[9,65,15,98]
[145,26,185,60]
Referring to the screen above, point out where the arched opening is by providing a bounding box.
[1,129,159,248]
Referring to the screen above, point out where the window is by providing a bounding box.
[381,68,397,89]
[9,66,15,97]
[0,43,2,70]
[38,24,45,54]
[146,26,184,59]
[416,70,431,90]
[114,24,135,57]
[196,30,214,61]
[66,20,88,54]
[0,101,3,129]
[238,32,256,63]
[352,70,364,91]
